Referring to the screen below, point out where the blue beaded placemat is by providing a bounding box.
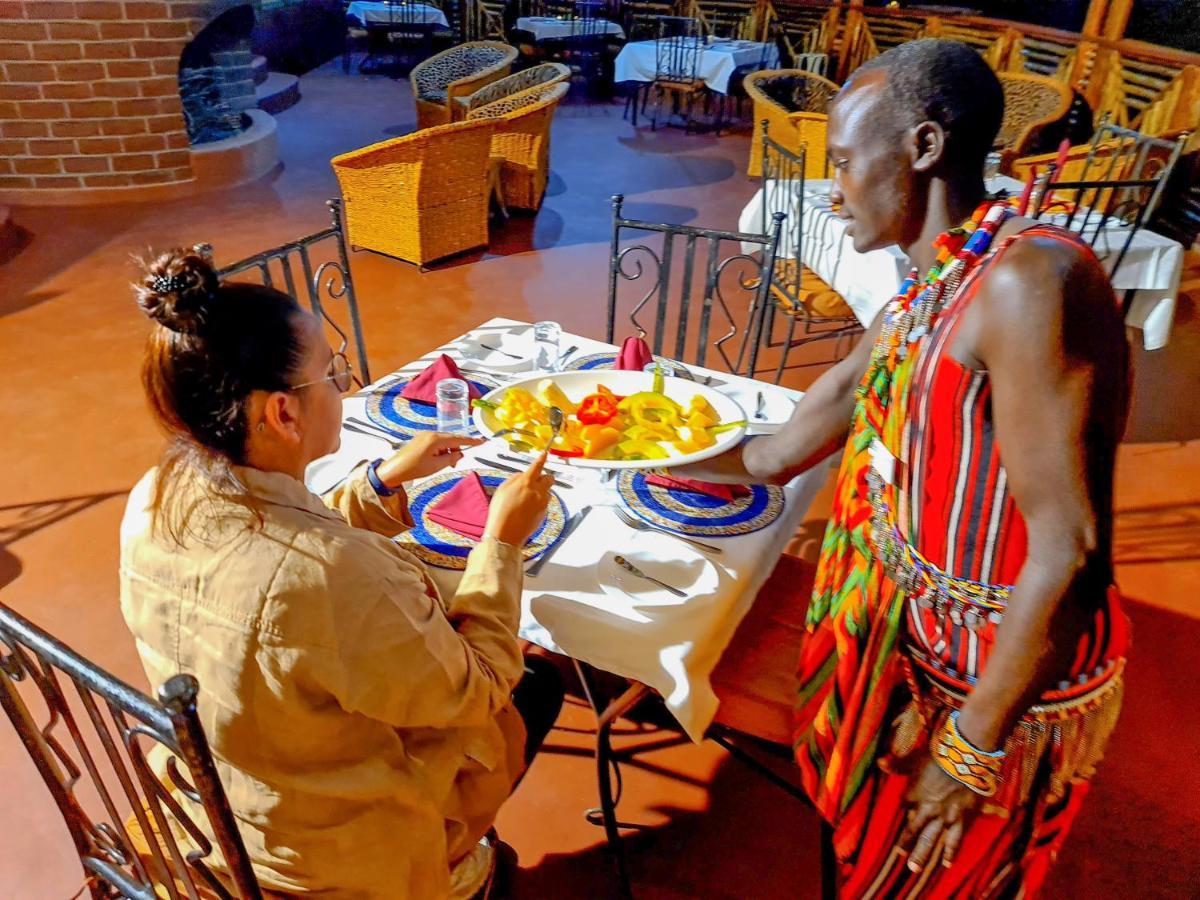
[395,469,567,570]
[617,470,784,537]
[365,374,498,439]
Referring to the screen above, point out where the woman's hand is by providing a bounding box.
[376,432,484,488]
[898,759,979,873]
[485,452,555,547]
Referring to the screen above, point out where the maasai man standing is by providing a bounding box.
[684,39,1129,897]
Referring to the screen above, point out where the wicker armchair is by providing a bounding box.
[745,69,839,178]
[995,72,1072,172]
[452,62,570,121]
[468,81,569,211]
[331,119,497,266]
[411,41,518,130]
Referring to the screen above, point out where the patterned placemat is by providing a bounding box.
[365,374,499,439]
[563,352,670,372]
[617,470,784,537]
[395,469,567,570]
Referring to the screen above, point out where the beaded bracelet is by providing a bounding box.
[932,710,1005,797]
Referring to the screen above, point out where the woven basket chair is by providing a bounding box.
[467,81,570,212]
[452,61,570,121]
[331,119,498,266]
[411,41,518,130]
[745,69,839,178]
[995,72,1072,172]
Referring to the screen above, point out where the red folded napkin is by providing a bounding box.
[646,474,750,503]
[614,335,654,371]
[427,472,491,540]
[400,354,481,405]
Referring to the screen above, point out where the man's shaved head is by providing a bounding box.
[846,38,1004,177]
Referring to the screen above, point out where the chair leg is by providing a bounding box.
[774,314,797,384]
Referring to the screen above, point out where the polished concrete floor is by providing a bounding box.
[1,62,1198,898]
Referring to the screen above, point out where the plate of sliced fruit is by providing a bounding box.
[471,367,748,469]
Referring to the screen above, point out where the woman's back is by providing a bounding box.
[120,463,527,898]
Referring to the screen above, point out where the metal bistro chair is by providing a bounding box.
[650,15,704,131]
[562,0,611,96]
[1031,121,1188,314]
[605,193,783,386]
[358,0,439,74]
[0,602,262,899]
[757,129,862,382]
[214,199,372,387]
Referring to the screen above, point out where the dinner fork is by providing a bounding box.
[614,507,723,554]
[480,342,524,361]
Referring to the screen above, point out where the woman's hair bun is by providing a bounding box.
[135,247,220,335]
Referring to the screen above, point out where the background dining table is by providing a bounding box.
[345,0,450,27]
[613,38,780,94]
[514,15,626,41]
[306,317,821,741]
[738,175,1185,350]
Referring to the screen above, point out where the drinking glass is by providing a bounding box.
[983,151,1002,183]
[642,360,674,378]
[436,378,470,434]
[533,321,562,372]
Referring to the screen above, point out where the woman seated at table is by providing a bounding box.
[120,248,562,899]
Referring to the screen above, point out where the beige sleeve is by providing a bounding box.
[321,461,414,535]
[320,537,526,731]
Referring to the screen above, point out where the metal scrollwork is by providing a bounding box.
[615,243,664,339]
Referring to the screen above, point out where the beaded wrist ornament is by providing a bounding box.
[932,710,1006,797]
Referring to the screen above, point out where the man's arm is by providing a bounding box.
[679,311,883,485]
[955,237,1125,749]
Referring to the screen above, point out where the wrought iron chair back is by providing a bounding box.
[213,199,372,387]
[758,129,863,380]
[1033,122,1187,282]
[606,193,784,377]
[654,16,702,86]
[0,602,262,899]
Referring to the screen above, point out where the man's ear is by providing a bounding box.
[910,120,947,173]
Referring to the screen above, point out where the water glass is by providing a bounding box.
[642,360,674,378]
[984,151,1002,182]
[436,378,470,434]
[533,321,562,372]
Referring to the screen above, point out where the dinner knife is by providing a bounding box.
[526,505,592,576]
[476,457,570,489]
[614,555,687,597]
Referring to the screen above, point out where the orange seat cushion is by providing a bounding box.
[711,553,815,746]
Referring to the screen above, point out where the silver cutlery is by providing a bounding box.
[557,344,579,367]
[754,391,767,420]
[343,418,401,446]
[546,406,564,451]
[614,555,687,597]
[497,451,568,471]
[614,507,723,554]
[526,505,592,576]
[476,457,570,489]
[480,342,525,361]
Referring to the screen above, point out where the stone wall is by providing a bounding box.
[0,0,258,205]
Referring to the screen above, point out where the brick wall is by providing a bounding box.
[0,1,235,204]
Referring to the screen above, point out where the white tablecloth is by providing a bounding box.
[738,176,1185,350]
[347,1,449,27]
[305,318,822,741]
[515,16,625,41]
[614,38,779,94]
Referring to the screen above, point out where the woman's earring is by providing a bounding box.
[257,422,265,433]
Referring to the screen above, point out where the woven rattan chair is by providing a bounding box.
[410,40,517,130]
[452,61,570,121]
[331,119,497,266]
[467,81,569,211]
[995,72,1072,172]
[745,68,838,178]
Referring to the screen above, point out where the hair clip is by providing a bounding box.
[152,273,190,295]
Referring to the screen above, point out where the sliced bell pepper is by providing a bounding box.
[576,391,620,425]
[581,424,622,458]
[537,379,578,415]
[616,439,669,461]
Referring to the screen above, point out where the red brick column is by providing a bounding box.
[0,1,210,206]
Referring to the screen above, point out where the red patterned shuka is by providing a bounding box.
[793,208,1128,899]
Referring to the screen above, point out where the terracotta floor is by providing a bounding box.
[1,63,1198,898]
